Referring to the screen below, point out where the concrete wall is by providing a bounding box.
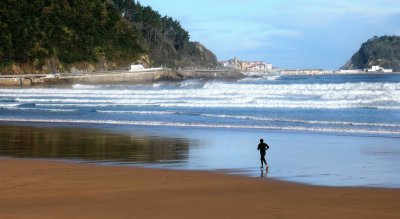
[177,68,243,79]
[0,78,22,86]
[43,70,179,85]
[1,68,244,87]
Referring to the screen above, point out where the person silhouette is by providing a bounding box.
[257,138,269,168]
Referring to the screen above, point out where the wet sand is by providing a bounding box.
[2,124,400,187]
[1,158,399,219]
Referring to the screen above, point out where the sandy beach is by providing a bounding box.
[1,74,400,217]
[0,158,399,219]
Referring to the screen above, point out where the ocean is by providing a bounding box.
[1,73,400,136]
[1,73,400,187]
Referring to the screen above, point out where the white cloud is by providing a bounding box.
[267,29,303,39]
[141,0,400,68]
[298,0,400,18]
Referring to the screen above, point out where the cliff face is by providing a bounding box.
[159,42,219,68]
[341,35,400,72]
[190,42,220,67]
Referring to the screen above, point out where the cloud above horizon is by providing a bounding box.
[140,0,400,69]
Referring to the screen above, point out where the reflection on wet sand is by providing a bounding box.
[0,125,190,164]
[260,167,269,178]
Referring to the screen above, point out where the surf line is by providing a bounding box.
[0,118,399,135]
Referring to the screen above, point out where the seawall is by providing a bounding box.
[0,68,244,87]
[0,74,48,86]
[43,69,181,85]
[177,68,243,79]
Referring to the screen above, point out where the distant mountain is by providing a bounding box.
[341,35,400,72]
[0,0,219,74]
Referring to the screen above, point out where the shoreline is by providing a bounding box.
[1,123,399,188]
[1,158,399,219]
[2,70,399,87]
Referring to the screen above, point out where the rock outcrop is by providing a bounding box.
[341,35,400,72]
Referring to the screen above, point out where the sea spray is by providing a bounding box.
[1,74,400,136]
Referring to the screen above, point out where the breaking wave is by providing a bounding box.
[0,118,399,135]
[0,81,398,109]
[1,75,400,136]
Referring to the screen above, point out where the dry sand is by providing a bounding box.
[1,158,399,219]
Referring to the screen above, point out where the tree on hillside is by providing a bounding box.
[0,0,218,73]
[341,35,400,71]
[0,0,144,70]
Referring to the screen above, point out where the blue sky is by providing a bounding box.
[139,0,400,69]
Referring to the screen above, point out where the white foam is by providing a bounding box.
[0,118,399,135]
[72,84,99,89]
[36,103,115,107]
[242,72,281,80]
[97,110,175,115]
[8,94,399,109]
[180,79,203,87]
[199,114,400,128]
[4,107,78,112]
[0,103,21,108]
[2,81,400,109]
[152,83,162,88]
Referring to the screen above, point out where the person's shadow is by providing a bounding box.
[260,166,269,177]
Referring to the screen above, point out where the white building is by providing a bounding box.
[243,61,273,71]
[220,58,273,72]
[129,64,144,71]
[367,65,393,73]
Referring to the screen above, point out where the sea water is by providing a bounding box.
[1,73,400,187]
[1,74,400,136]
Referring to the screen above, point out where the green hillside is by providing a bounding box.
[0,0,219,74]
[341,35,400,72]
[114,0,219,68]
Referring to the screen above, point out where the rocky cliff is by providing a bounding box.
[159,42,219,68]
[341,35,400,72]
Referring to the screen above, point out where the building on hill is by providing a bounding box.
[337,65,393,74]
[220,58,273,72]
[367,66,393,73]
[341,35,400,72]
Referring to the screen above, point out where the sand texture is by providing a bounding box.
[0,158,399,219]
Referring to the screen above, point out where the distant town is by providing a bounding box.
[220,57,394,75]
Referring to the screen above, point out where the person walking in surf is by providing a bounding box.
[257,139,269,168]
